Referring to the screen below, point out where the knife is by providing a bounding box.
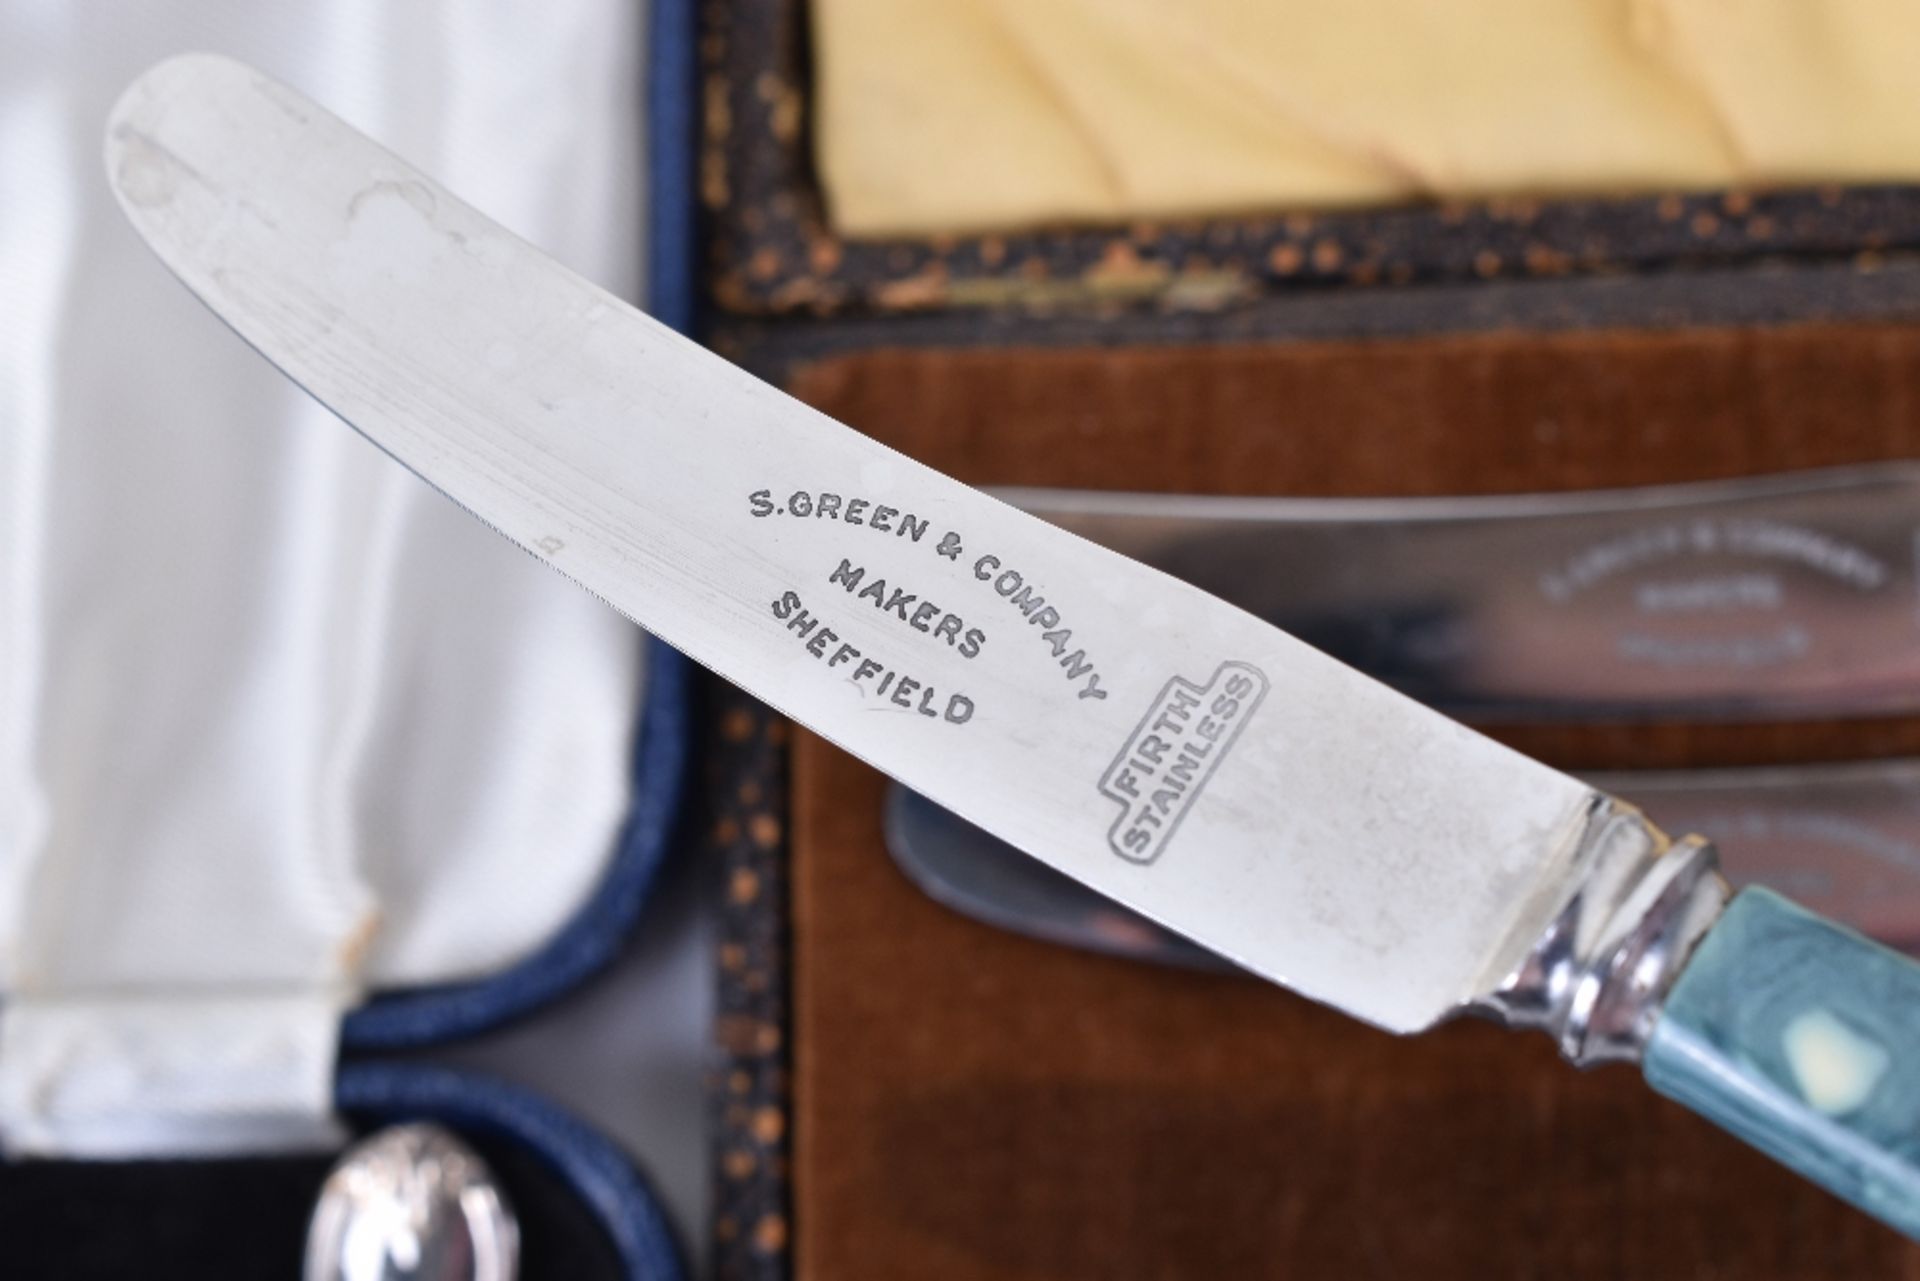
[106,54,1920,1238]
[886,759,1920,971]
[1012,468,1920,720]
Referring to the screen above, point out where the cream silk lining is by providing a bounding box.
[813,0,1920,235]
[0,2,646,1155]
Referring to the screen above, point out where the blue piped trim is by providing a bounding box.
[646,0,700,336]
[336,1062,686,1281]
[343,640,692,1047]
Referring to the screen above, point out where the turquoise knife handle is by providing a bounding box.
[1645,886,1920,1238]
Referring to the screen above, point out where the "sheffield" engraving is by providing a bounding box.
[1100,661,1268,865]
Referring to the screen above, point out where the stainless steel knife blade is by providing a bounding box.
[1011,468,1920,720]
[103,53,1606,1035]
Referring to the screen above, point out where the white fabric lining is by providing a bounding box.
[0,1,648,1155]
[1,993,348,1157]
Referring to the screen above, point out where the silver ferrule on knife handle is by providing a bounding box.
[1474,800,1731,1068]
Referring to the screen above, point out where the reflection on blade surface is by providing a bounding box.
[1013,466,1920,721]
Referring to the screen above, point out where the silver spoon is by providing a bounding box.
[305,1123,519,1281]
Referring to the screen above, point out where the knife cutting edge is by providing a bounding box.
[885,759,1920,972]
[106,54,1920,1239]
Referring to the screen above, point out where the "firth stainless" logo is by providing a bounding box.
[1100,661,1268,865]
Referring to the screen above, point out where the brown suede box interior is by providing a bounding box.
[773,323,1920,1279]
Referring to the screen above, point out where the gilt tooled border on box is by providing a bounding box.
[705,688,794,1281]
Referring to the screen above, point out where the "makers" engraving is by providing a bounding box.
[1100,661,1268,865]
[748,487,1108,700]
